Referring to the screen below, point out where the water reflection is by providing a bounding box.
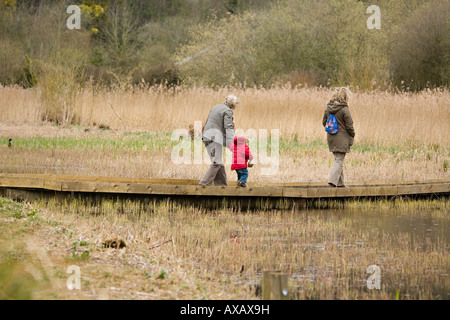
[319,208,449,247]
[250,206,449,299]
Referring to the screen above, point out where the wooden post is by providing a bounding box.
[262,271,272,300]
[262,271,289,300]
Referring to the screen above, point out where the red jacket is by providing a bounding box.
[229,137,253,170]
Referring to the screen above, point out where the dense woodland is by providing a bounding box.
[0,0,449,90]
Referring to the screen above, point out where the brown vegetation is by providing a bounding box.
[1,197,448,299]
[1,85,449,145]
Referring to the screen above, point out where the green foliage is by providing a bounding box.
[390,0,450,90]
[0,131,175,151]
[0,197,39,220]
[176,13,259,87]
[0,0,16,11]
[176,0,380,87]
[79,1,106,19]
[176,0,450,89]
[0,0,448,93]
[18,54,38,88]
[0,198,24,219]
[69,249,90,261]
[143,270,152,279]
[71,240,91,260]
[157,269,167,279]
[73,240,89,248]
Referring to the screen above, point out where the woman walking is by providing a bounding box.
[322,87,355,188]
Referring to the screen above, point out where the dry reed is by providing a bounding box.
[0,85,449,147]
[2,197,446,300]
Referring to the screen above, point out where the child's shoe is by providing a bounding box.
[237,181,246,188]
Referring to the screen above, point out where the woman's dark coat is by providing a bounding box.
[322,102,355,153]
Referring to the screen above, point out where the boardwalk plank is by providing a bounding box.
[0,174,448,199]
[0,176,43,189]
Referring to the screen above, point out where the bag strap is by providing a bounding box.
[330,109,345,131]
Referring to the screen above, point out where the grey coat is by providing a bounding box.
[202,103,235,147]
[322,102,355,153]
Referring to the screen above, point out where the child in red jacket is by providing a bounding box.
[229,136,254,187]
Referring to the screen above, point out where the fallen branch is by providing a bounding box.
[148,237,173,250]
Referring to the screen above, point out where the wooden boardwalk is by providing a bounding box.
[1,173,449,200]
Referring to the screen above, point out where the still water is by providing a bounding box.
[245,204,449,300]
[319,208,449,246]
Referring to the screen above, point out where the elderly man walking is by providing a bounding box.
[199,95,239,186]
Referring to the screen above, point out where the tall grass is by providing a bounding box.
[0,85,449,147]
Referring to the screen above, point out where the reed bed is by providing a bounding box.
[0,85,449,146]
[1,196,447,300]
